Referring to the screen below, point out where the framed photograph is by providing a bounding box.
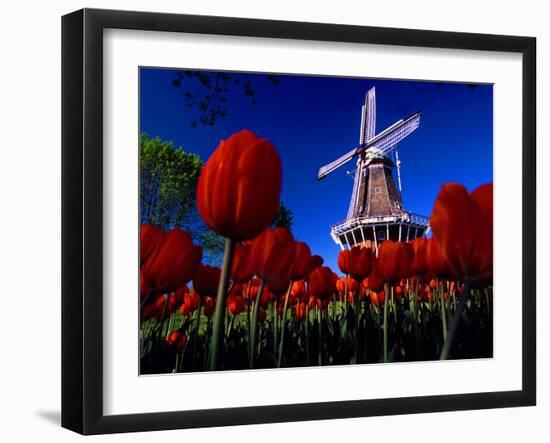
[62,8,536,435]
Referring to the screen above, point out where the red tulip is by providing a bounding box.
[231,242,255,283]
[196,129,282,241]
[291,280,307,303]
[203,296,215,317]
[294,303,307,321]
[140,224,165,266]
[173,285,189,306]
[425,238,452,278]
[348,246,375,281]
[393,285,404,303]
[250,227,296,283]
[166,331,188,351]
[410,237,429,276]
[140,271,151,301]
[267,277,292,295]
[141,294,166,323]
[430,183,493,282]
[316,297,331,310]
[359,278,369,297]
[248,278,273,307]
[377,240,414,283]
[309,266,337,300]
[280,291,298,307]
[308,255,324,275]
[289,242,320,281]
[258,309,267,323]
[179,292,201,316]
[227,294,245,315]
[365,268,385,292]
[229,283,244,297]
[193,264,221,297]
[338,249,352,275]
[249,278,269,303]
[140,304,156,324]
[424,285,435,303]
[370,290,386,307]
[336,277,358,294]
[141,228,202,295]
[166,293,178,315]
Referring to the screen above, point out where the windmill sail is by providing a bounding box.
[365,112,420,157]
[361,87,376,144]
[348,87,376,216]
[317,147,358,180]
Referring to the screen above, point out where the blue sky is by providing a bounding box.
[140,68,493,272]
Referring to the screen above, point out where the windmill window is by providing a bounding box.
[374,186,382,194]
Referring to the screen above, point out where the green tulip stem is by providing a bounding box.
[317,306,323,366]
[208,237,236,371]
[383,283,389,363]
[354,288,360,364]
[305,305,310,366]
[154,294,169,353]
[165,313,175,340]
[391,286,397,324]
[273,300,278,356]
[344,274,349,314]
[246,281,252,349]
[191,299,202,371]
[439,281,448,341]
[226,314,235,336]
[376,306,381,352]
[203,316,212,368]
[249,279,265,368]
[440,279,471,360]
[407,280,416,322]
[277,280,293,368]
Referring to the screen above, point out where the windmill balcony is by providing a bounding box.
[330,211,429,251]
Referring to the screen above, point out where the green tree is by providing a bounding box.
[140,133,202,227]
[272,203,294,230]
[140,133,224,263]
[140,133,295,264]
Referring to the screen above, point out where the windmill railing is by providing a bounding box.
[331,211,429,233]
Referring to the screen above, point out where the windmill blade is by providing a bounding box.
[363,87,376,143]
[317,147,358,180]
[366,111,420,156]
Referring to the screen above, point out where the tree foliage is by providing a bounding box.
[140,133,294,264]
[272,203,294,230]
[140,134,225,263]
[172,70,281,127]
[140,133,202,227]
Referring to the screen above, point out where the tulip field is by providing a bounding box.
[139,129,493,374]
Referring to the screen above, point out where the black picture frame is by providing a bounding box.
[62,8,536,435]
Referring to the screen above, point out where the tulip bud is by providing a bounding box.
[166,331,188,352]
[196,129,282,241]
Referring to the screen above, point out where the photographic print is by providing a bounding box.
[138,68,493,375]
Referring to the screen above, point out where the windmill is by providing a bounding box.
[318,87,429,253]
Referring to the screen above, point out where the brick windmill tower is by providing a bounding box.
[318,87,428,253]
